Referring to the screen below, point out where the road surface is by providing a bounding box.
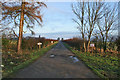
[12,41,99,78]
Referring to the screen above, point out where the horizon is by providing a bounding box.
[22,31,118,40]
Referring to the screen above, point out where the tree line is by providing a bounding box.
[72,1,118,52]
[0,1,118,54]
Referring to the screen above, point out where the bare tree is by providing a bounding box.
[86,2,105,52]
[72,1,87,52]
[1,1,47,53]
[72,1,105,52]
[97,3,118,52]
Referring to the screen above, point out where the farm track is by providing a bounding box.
[12,41,99,78]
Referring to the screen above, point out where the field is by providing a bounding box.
[2,37,58,78]
[63,38,119,78]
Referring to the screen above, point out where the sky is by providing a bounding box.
[29,2,77,33]
[23,2,80,39]
[23,2,118,39]
[4,1,118,39]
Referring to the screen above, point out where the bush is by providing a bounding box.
[2,38,17,50]
[22,38,39,50]
[63,37,86,51]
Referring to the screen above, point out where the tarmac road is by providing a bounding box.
[13,41,99,78]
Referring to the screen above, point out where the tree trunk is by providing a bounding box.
[87,39,90,52]
[17,2,25,54]
[83,40,86,52]
[95,42,97,53]
[104,36,108,53]
[87,34,91,52]
[102,37,104,53]
[104,41,107,53]
[100,44,101,53]
[103,35,107,53]
[82,34,86,52]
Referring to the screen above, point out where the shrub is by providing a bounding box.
[63,37,86,51]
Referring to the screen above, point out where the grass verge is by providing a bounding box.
[63,42,119,79]
[2,42,58,78]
